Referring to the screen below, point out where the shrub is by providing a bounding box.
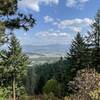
[43,79,61,97]
[89,88,100,100]
[67,68,100,100]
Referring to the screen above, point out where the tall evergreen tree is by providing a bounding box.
[0,1,35,99]
[1,34,29,100]
[66,32,89,75]
[87,10,100,72]
[0,0,35,56]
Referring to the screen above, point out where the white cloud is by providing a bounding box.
[18,0,90,12]
[18,0,59,12]
[66,0,90,8]
[59,32,68,36]
[69,27,82,32]
[35,30,72,45]
[66,0,77,7]
[41,0,59,5]
[54,18,92,32]
[44,16,54,23]
[43,16,93,33]
[57,18,92,28]
[18,0,39,12]
[80,0,90,3]
[36,31,68,37]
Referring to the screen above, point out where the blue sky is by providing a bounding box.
[16,0,100,46]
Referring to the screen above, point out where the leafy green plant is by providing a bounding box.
[43,79,61,97]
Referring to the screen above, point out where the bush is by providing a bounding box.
[43,79,61,97]
[89,88,100,100]
[67,68,100,100]
[0,87,12,99]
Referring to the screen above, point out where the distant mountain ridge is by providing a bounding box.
[22,44,69,56]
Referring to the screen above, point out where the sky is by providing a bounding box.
[15,0,100,46]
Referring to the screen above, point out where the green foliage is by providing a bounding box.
[1,34,29,84]
[0,0,35,99]
[34,58,79,97]
[34,59,67,95]
[0,22,7,45]
[25,66,37,95]
[0,34,29,98]
[87,10,100,72]
[0,0,35,50]
[89,88,100,100]
[43,93,61,100]
[67,68,100,100]
[34,63,55,94]
[0,0,35,31]
[0,87,11,99]
[0,0,17,15]
[19,94,61,100]
[43,79,61,97]
[67,32,89,71]
[53,58,72,96]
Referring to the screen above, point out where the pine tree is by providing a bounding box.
[87,10,100,72]
[67,32,89,75]
[1,34,29,100]
[0,1,35,99]
[0,0,35,53]
[0,0,35,31]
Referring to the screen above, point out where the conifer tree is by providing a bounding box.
[1,34,29,100]
[0,0,35,31]
[87,10,100,72]
[0,0,35,58]
[0,1,35,99]
[67,32,88,75]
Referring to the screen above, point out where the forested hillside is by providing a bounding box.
[0,0,100,100]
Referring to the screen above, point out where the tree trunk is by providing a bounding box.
[13,77,16,100]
